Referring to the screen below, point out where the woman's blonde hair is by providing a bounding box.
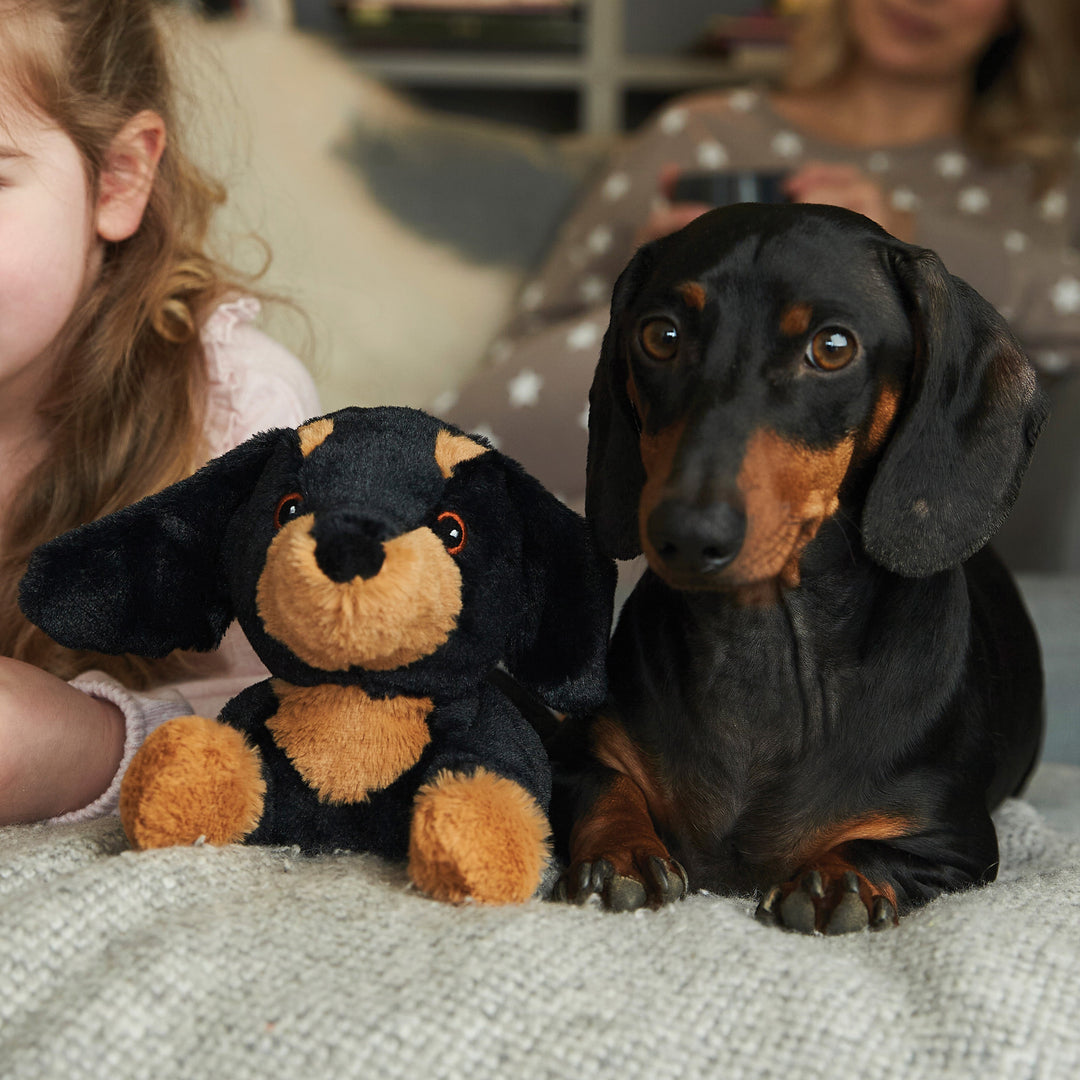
[0,0,262,683]
[784,0,1080,189]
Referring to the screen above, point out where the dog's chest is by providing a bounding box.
[268,680,433,804]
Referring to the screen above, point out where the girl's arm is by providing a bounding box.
[0,658,126,824]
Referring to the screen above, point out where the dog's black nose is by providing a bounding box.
[647,500,746,577]
[312,512,387,583]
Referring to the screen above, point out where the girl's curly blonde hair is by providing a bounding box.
[0,0,264,683]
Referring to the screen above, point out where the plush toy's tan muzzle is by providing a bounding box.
[256,515,462,671]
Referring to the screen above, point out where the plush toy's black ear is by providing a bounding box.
[585,245,656,560]
[19,430,282,657]
[500,461,615,716]
[861,245,1050,577]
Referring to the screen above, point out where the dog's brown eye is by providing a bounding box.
[274,493,304,530]
[435,511,466,555]
[640,318,679,361]
[807,327,858,371]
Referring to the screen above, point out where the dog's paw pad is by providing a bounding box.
[825,872,870,935]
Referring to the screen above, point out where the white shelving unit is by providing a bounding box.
[346,0,781,134]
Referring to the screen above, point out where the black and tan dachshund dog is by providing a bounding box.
[549,203,1049,933]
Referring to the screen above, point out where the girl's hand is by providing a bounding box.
[0,657,125,824]
[634,164,713,246]
[783,162,914,242]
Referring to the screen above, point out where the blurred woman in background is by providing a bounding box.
[444,0,1080,566]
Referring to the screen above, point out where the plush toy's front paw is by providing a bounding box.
[119,715,266,850]
[408,768,551,904]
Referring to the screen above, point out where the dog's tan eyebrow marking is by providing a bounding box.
[780,303,814,337]
[435,429,489,478]
[298,418,334,457]
[678,281,707,311]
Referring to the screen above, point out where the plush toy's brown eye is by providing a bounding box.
[807,327,858,371]
[274,493,304,530]
[639,317,679,361]
[435,511,466,554]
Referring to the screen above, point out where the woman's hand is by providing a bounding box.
[0,657,125,824]
[634,163,713,246]
[784,162,914,241]
[636,162,915,246]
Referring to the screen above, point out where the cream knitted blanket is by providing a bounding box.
[3,783,1078,1080]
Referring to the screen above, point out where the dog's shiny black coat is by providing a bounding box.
[551,204,1048,928]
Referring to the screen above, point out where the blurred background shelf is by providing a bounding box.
[291,0,784,134]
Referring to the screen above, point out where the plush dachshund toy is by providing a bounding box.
[20,406,614,905]
[550,204,1049,932]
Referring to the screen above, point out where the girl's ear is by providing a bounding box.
[95,110,167,243]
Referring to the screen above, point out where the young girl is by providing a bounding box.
[0,0,320,825]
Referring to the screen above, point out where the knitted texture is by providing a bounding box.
[2,789,1078,1080]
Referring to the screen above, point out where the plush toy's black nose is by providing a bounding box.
[312,512,387,583]
[647,499,746,577]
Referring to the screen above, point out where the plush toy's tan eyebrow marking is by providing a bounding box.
[678,281,707,311]
[780,303,814,337]
[435,430,489,478]
[298,417,334,457]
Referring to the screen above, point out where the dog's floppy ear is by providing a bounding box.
[501,461,615,715]
[585,245,657,559]
[862,244,1049,577]
[19,430,282,656]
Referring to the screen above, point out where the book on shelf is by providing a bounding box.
[694,8,794,62]
[336,1,582,51]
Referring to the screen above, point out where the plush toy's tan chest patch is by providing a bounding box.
[268,680,432,804]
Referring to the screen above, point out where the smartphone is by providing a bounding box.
[671,170,788,206]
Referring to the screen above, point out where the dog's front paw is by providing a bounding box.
[755,868,898,934]
[554,851,688,912]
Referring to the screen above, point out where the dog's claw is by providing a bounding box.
[870,895,898,931]
[754,885,782,926]
[648,855,688,904]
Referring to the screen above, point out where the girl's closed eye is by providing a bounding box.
[0,148,27,186]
